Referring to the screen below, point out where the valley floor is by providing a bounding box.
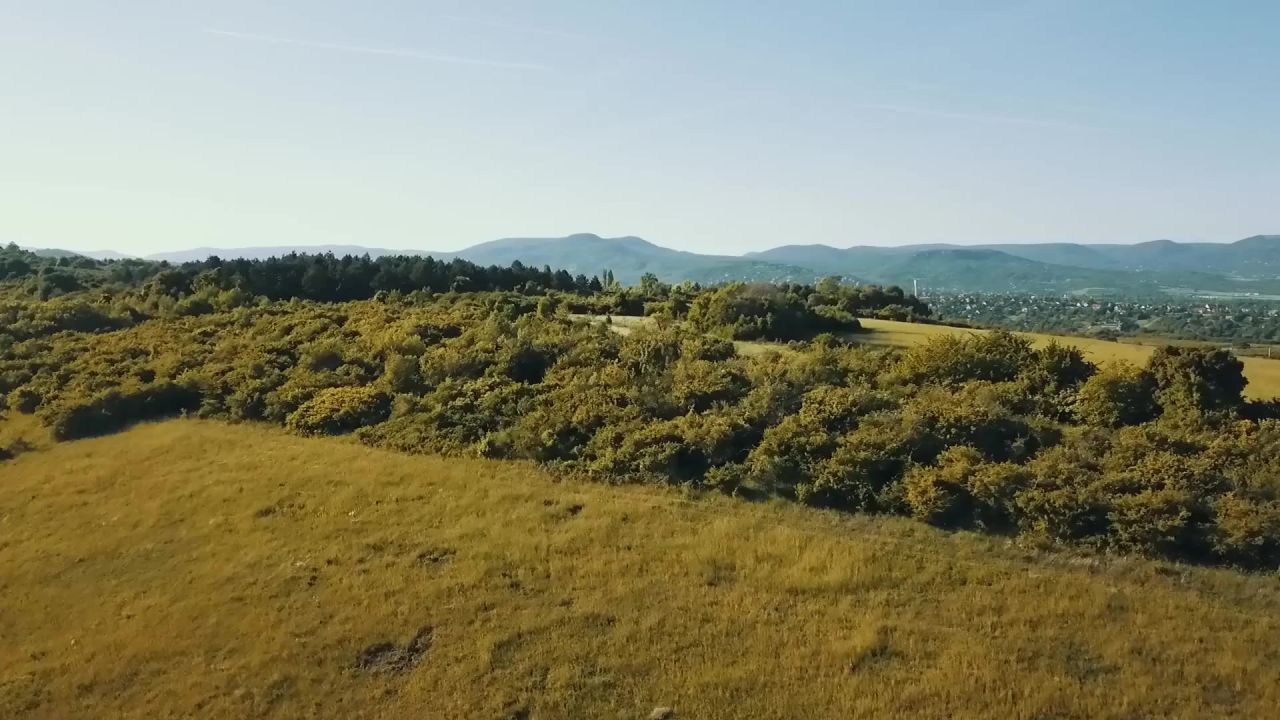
[3,421,1280,718]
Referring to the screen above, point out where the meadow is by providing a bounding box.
[3,420,1280,719]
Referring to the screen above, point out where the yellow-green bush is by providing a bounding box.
[903,449,977,526]
[1074,362,1159,427]
[1212,493,1280,567]
[41,382,201,440]
[902,446,1030,529]
[285,386,391,436]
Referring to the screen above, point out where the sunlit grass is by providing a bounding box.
[3,420,1280,718]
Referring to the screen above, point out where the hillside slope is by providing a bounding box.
[875,248,1151,293]
[752,241,1280,293]
[3,421,1280,718]
[750,235,1280,277]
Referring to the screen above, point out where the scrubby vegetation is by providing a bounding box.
[4,250,1280,570]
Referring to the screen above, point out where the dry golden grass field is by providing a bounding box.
[4,421,1280,718]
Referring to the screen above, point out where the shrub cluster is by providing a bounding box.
[42,382,202,441]
[3,285,1279,568]
[286,386,391,436]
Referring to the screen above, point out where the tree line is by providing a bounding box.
[0,243,927,341]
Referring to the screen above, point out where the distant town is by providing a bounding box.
[929,292,1280,348]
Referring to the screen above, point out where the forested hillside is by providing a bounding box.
[751,235,1280,293]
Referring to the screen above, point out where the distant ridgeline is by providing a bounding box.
[748,235,1280,296]
[19,232,1280,295]
[0,242,929,341]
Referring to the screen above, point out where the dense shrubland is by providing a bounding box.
[3,268,1280,569]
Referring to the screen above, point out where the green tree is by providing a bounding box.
[639,272,663,296]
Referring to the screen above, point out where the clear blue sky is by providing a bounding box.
[3,1,1277,255]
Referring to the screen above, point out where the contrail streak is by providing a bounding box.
[204,28,547,71]
[441,14,589,41]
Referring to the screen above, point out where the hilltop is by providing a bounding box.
[4,420,1280,718]
[435,233,823,284]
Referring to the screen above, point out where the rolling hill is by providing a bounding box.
[442,234,823,284]
[22,247,136,261]
[751,235,1280,278]
[870,248,1145,293]
[5,420,1280,718]
[749,245,1280,295]
[982,236,1280,276]
[751,236,1280,294]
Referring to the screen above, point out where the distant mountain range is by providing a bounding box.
[25,234,1280,296]
[751,235,1280,278]
[28,247,136,261]
[748,236,1280,295]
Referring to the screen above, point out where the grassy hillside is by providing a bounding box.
[4,421,1280,719]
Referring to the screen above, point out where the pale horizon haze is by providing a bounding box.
[2,1,1278,256]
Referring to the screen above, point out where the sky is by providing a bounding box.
[2,0,1278,256]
